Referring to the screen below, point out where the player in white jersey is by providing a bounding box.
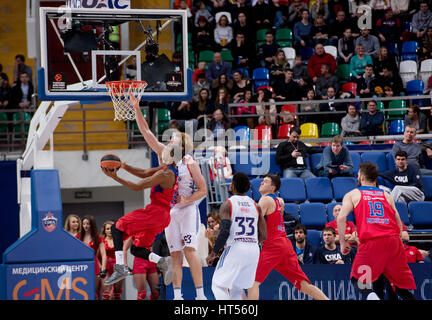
[207,172,267,300]
[130,94,208,300]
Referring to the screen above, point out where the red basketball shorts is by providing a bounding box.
[115,204,171,248]
[255,237,310,290]
[350,235,416,290]
[133,256,157,275]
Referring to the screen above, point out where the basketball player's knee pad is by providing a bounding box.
[130,244,151,260]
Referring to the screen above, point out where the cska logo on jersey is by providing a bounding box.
[42,212,58,232]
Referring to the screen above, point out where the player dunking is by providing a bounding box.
[130,93,208,300]
[337,162,417,300]
[207,172,267,300]
[103,157,180,286]
[248,174,329,300]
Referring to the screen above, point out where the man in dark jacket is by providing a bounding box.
[291,224,316,264]
[275,126,322,178]
[360,100,384,136]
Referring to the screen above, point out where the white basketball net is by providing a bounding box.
[106,81,148,121]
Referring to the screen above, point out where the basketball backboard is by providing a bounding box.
[38,7,192,101]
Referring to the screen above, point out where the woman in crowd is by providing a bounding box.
[405,104,428,134]
[211,73,233,99]
[213,86,231,114]
[269,49,289,88]
[350,44,374,79]
[192,88,214,129]
[337,27,356,64]
[231,70,252,102]
[300,88,320,123]
[311,14,330,46]
[204,211,221,266]
[234,88,256,128]
[214,14,233,51]
[78,215,107,300]
[64,214,81,237]
[373,46,397,76]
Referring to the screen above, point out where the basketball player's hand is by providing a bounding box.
[340,240,351,255]
[128,90,140,110]
[101,167,118,178]
[206,252,217,266]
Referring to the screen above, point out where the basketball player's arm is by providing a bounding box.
[257,196,274,216]
[206,200,231,266]
[102,167,172,191]
[256,204,267,244]
[129,92,165,156]
[337,191,355,255]
[121,162,165,179]
[177,160,207,206]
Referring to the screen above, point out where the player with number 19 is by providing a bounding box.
[207,172,267,300]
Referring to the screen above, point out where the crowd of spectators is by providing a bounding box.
[168,0,432,140]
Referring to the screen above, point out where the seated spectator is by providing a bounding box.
[10,71,34,111]
[288,0,308,27]
[284,211,300,240]
[293,9,313,49]
[376,8,402,44]
[125,56,137,80]
[274,68,301,102]
[231,70,252,102]
[356,64,378,98]
[292,55,309,83]
[193,73,211,102]
[209,145,233,181]
[208,108,232,139]
[404,243,425,263]
[420,26,432,60]
[371,0,391,24]
[206,52,232,83]
[211,73,233,99]
[231,31,255,71]
[234,88,256,128]
[256,87,277,126]
[213,86,231,113]
[374,66,403,97]
[232,0,253,26]
[313,227,356,264]
[310,0,330,21]
[405,105,428,134]
[315,63,339,99]
[328,1,350,23]
[214,14,233,51]
[205,211,221,266]
[192,16,214,63]
[373,46,398,76]
[350,44,374,79]
[341,103,362,137]
[193,61,207,84]
[270,0,287,29]
[319,86,346,124]
[360,100,384,136]
[210,0,229,14]
[269,49,289,87]
[411,2,432,42]
[307,43,337,83]
[0,73,11,110]
[298,75,314,97]
[379,151,425,203]
[329,10,357,43]
[291,224,316,264]
[192,88,214,128]
[325,204,358,246]
[258,31,280,68]
[252,0,273,30]
[169,100,198,134]
[275,126,321,178]
[337,27,356,64]
[13,54,33,83]
[194,1,214,27]
[355,28,380,58]
[311,14,330,46]
[300,88,320,124]
[315,135,355,178]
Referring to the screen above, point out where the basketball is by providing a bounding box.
[100,153,121,171]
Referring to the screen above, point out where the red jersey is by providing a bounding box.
[404,244,424,263]
[263,194,286,243]
[354,186,400,242]
[325,220,356,235]
[148,165,178,209]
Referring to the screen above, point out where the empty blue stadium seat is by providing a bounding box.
[388,120,405,135]
[284,203,299,220]
[395,201,411,226]
[422,176,432,200]
[401,41,418,61]
[361,152,387,172]
[299,46,314,63]
[228,151,255,176]
[279,178,306,202]
[349,152,361,174]
[331,177,358,201]
[406,79,424,94]
[250,178,263,202]
[269,152,282,175]
[307,229,322,247]
[408,202,432,228]
[326,202,355,223]
[309,153,322,174]
[386,152,396,170]
[252,67,270,91]
[299,203,327,229]
[233,125,251,141]
[304,177,333,202]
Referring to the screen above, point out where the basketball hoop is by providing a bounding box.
[106,80,148,121]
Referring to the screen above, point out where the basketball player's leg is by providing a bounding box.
[171,250,184,300]
[183,246,206,299]
[299,280,329,300]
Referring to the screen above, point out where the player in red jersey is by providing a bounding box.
[248,174,329,300]
[102,153,181,286]
[337,162,417,300]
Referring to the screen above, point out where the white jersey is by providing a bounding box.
[226,195,259,246]
[175,154,195,201]
[212,195,260,291]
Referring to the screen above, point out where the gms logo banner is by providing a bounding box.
[5,261,95,300]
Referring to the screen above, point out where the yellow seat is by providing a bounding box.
[300,123,319,139]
